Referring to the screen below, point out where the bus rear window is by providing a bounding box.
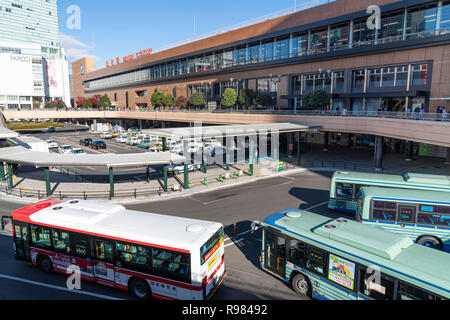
[200,228,223,265]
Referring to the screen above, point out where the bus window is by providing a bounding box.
[30,225,52,249]
[336,183,354,199]
[305,247,326,276]
[70,233,89,258]
[398,206,416,223]
[359,268,394,300]
[151,248,191,283]
[398,282,440,300]
[288,240,305,268]
[371,201,397,221]
[116,242,150,271]
[52,230,70,254]
[95,239,114,263]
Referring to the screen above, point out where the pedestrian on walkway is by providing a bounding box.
[443,107,448,120]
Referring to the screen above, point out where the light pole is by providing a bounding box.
[270,74,282,111]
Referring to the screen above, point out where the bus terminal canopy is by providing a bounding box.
[142,123,321,140]
[0,146,186,168]
[0,127,19,139]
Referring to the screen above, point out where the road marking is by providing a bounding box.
[0,274,124,300]
[224,202,329,248]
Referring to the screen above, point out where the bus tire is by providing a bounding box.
[174,170,179,175]
[38,255,54,274]
[417,236,443,251]
[291,273,312,298]
[129,278,152,300]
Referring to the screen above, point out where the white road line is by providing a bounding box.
[0,274,124,300]
[224,202,329,248]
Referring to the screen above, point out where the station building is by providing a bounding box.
[73,0,450,113]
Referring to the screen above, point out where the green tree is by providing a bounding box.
[221,88,238,109]
[163,94,176,109]
[303,90,330,110]
[188,92,206,109]
[82,99,93,109]
[151,91,165,109]
[99,95,111,109]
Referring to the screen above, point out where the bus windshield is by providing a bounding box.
[201,228,223,265]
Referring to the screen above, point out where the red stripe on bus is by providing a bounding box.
[207,258,225,283]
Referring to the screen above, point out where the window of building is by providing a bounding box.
[381,67,395,87]
[274,37,289,60]
[352,70,366,89]
[304,74,314,93]
[411,64,428,86]
[378,11,405,44]
[368,68,382,88]
[396,65,409,87]
[310,28,328,54]
[353,18,376,47]
[406,4,438,39]
[440,1,450,34]
[291,33,308,57]
[292,76,302,92]
[329,23,350,51]
[333,71,345,91]
[248,43,260,64]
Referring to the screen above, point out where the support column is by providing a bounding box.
[445,148,450,164]
[249,138,255,176]
[406,141,414,161]
[139,120,143,130]
[183,140,189,189]
[0,162,5,182]
[162,137,167,152]
[6,163,13,189]
[297,132,302,165]
[288,133,294,158]
[146,166,151,183]
[163,165,168,192]
[374,136,384,172]
[323,132,329,152]
[109,167,114,198]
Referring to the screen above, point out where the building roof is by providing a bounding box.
[12,199,222,252]
[142,123,321,139]
[0,146,185,168]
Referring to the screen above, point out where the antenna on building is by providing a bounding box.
[194,16,197,37]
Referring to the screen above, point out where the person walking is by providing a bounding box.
[442,106,448,120]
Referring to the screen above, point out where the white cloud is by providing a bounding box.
[59,33,101,69]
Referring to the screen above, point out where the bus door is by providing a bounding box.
[264,230,287,278]
[93,239,116,287]
[13,222,30,261]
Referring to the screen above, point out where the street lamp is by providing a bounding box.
[270,74,282,111]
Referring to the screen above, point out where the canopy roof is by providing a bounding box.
[0,127,19,139]
[142,123,321,139]
[0,147,185,168]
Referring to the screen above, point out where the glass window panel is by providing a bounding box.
[378,11,405,44]
[330,23,350,51]
[53,230,70,254]
[337,183,353,198]
[372,209,397,221]
[406,4,438,39]
[411,64,428,86]
[352,70,366,89]
[440,1,450,34]
[368,68,382,88]
[396,65,409,87]
[30,225,52,249]
[353,18,376,47]
[249,44,260,63]
[95,239,114,263]
[274,38,289,60]
[291,33,308,57]
[381,67,395,87]
[310,29,328,54]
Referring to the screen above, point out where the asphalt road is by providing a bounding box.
[0,170,346,300]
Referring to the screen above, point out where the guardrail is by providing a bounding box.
[4,108,449,122]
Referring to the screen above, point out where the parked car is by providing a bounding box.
[71,148,86,154]
[147,147,161,153]
[80,138,93,146]
[58,145,73,154]
[46,140,58,149]
[46,126,56,133]
[91,141,107,150]
[100,132,112,139]
[138,140,152,149]
[167,161,201,175]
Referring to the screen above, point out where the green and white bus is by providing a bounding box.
[357,187,450,252]
[252,209,450,300]
[329,171,450,214]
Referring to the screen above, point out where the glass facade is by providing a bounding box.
[85,1,445,92]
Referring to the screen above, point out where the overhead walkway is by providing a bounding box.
[2,109,450,147]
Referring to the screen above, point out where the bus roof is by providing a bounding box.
[360,187,450,205]
[263,209,450,296]
[12,199,222,253]
[332,171,450,190]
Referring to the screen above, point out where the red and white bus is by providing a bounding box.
[9,199,226,300]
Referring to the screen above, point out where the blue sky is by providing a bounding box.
[58,0,320,71]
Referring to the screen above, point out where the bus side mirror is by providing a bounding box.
[251,221,261,234]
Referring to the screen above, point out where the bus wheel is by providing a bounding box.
[417,236,443,251]
[38,256,54,274]
[291,273,311,297]
[129,278,151,300]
